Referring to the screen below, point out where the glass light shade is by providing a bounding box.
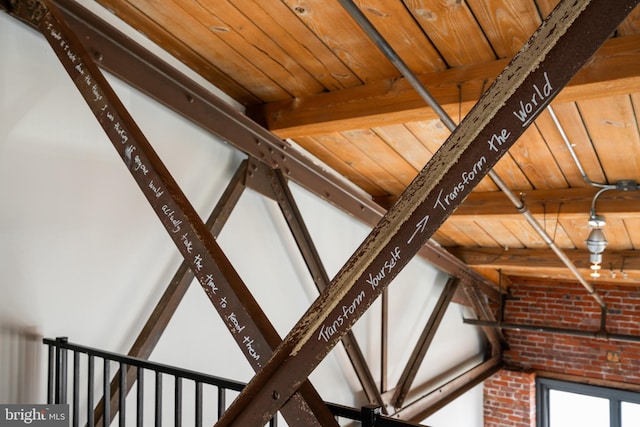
[586,228,608,255]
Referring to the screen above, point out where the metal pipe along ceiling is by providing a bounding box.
[338,0,607,308]
[547,106,640,221]
[463,318,640,343]
[547,106,614,190]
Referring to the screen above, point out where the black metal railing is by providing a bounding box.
[44,337,428,427]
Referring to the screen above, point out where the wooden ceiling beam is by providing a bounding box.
[450,187,640,221]
[449,247,640,285]
[449,247,640,270]
[482,269,640,285]
[250,34,640,138]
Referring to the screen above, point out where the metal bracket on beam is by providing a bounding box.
[244,157,277,200]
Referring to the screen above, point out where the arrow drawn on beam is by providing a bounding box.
[407,214,429,245]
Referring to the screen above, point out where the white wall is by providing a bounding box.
[0,7,485,427]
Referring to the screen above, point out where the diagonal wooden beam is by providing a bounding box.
[244,159,386,410]
[249,33,640,138]
[93,160,248,426]
[393,356,503,422]
[8,1,338,425]
[391,277,460,409]
[249,160,500,409]
[124,159,247,359]
[214,2,639,425]
[460,281,506,355]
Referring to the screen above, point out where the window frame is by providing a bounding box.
[537,377,640,427]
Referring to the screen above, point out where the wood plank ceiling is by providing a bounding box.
[93,0,640,287]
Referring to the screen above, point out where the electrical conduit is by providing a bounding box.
[339,0,606,308]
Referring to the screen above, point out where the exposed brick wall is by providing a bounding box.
[484,370,535,427]
[483,280,640,426]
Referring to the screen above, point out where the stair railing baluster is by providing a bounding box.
[72,351,79,427]
[136,368,144,427]
[195,382,203,427]
[119,362,126,427]
[175,377,182,427]
[44,338,428,427]
[104,359,111,427]
[47,343,55,404]
[217,387,226,419]
[87,355,95,427]
[155,371,162,427]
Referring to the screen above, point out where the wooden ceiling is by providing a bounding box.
[92,0,640,287]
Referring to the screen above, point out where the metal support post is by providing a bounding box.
[362,405,381,427]
[54,337,68,404]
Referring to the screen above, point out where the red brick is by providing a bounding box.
[484,282,640,427]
